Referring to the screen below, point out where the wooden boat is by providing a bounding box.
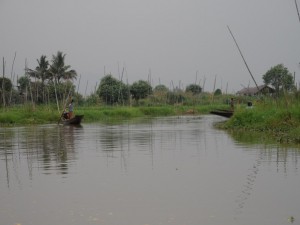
[210,109,233,118]
[62,115,84,125]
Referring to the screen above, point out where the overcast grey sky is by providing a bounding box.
[1,0,300,94]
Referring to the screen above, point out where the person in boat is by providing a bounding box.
[63,99,74,120]
[230,97,234,111]
[68,99,74,119]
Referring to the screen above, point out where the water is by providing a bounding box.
[0,115,299,225]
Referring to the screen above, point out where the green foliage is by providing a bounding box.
[18,76,30,92]
[214,88,222,95]
[262,64,295,95]
[154,84,169,92]
[0,77,12,91]
[26,55,51,84]
[46,81,76,103]
[0,105,58,124]
[49,51,77,83]
[166,91,185,104]
[84,94,100,106]
[97,74,129,105]
[130,80,153,102]
[11,52,78,106]
[0,77,14,106]
[185,84,202,95]
[222,97,300,144]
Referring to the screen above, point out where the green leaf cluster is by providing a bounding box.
[262,64,295,95]
[97,74,129,105]
[185,84,202,95]
[130,80,152,101]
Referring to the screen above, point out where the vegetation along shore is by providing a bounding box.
[1,52,300,145]
[218,96,300,145]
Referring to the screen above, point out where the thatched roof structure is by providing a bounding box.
[236,85,275,96]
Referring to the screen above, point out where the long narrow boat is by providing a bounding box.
[210,109,233,118]
[62,115,84,125]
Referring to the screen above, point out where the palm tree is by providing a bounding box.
[49,51,77,112]
[49,51,77,83]
[25,55,51,102]
[26,55,49,81]
[36,55,50,85]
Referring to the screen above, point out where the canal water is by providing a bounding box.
[0,115,299,225]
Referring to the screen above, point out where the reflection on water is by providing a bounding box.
[0,125,83,186]
[0,116,300,225]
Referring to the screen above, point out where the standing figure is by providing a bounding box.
[68,99,74,119]
[230,97,234,111]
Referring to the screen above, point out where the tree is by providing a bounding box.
[185,84,202,95]
[49,51,77,83]
[35,55,50,85]
[97,74,129,105]
[26,55,51,102]
[214,88,222,95]
[0,77,12,92]
[153,84,168,93]
[130,80,152,101]
[0,77,13,106]
[26,55,50,83]
[18,76,30,92]
[262,64,295,95]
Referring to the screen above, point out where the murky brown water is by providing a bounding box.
[0,115,299,225]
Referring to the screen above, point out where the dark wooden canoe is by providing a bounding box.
[210,109,233,118]
[62,115,84,125]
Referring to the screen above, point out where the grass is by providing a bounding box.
[0,105,59,125]
[0,103,230,125]
[220,97,300,144]
[1,96,300,145]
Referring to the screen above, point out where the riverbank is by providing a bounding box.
[0,104,228,125]
[218,100,300,145]
[2,101,300,145]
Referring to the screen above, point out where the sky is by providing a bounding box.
[1,0,300,95]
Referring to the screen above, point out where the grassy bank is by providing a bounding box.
[2,99,300,146]
[0,103,228,125]
[219,98,300,144]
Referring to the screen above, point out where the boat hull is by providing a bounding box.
[210,110,233,118]
[62,115,84,125]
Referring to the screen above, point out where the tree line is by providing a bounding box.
[1,51,77,108]
[0,51,297,108]
[0,51,205,108]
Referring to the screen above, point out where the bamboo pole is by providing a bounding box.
[9,52,17,105]
[53,76,60,112]
[84,80,88,97]
[94,82,98,94]
[2,57,6,107]
[118,67,125,104]
[211,75,217,104]
[25,59,34,107]
[193,71,199,112]
[76,74,81,96]
[34,69,38,103]
[202,76,206,92]
[227,25,259,91]
[295,0,300,23]
[58,88,72,124]
[225,82,228,94]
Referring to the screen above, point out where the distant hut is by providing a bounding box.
[236,85,275,96]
